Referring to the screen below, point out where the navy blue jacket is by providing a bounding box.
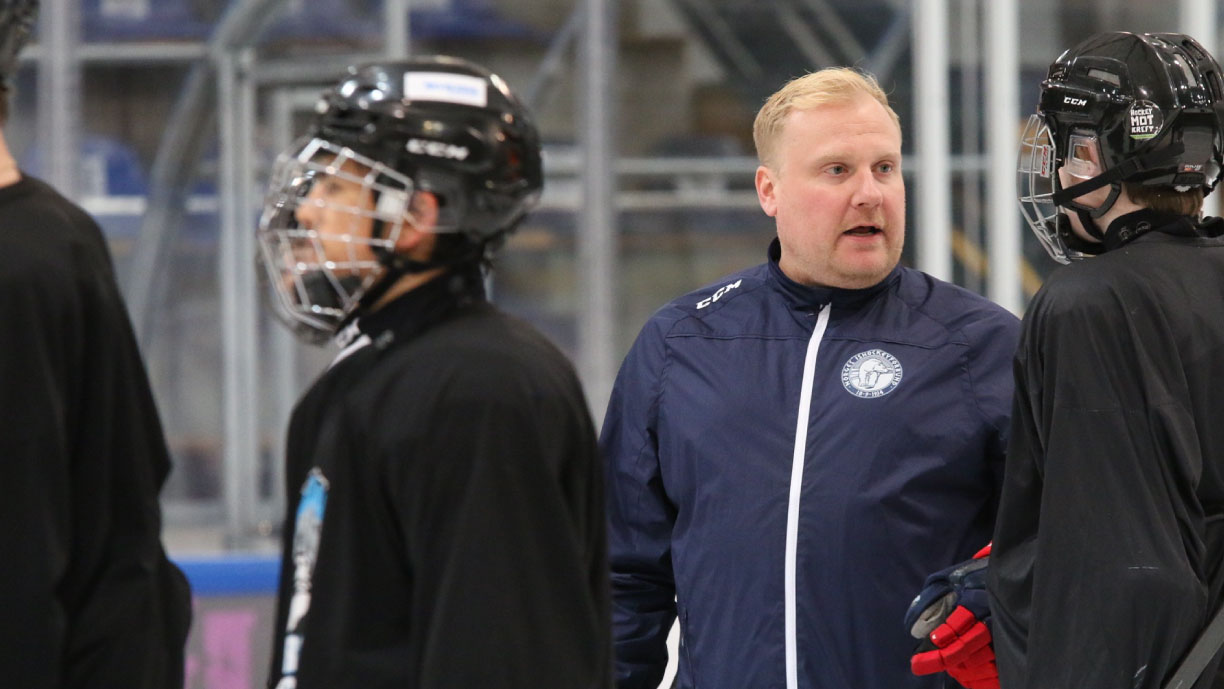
[601,240,1020,689]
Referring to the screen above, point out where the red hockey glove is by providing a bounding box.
[903,543,998,689]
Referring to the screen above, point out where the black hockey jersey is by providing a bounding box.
[268,272,612,689]
[990,211,1224,689]
[0,175,191,688]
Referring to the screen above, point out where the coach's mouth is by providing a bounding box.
[844,225,883,236]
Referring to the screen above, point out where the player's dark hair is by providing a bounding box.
[1124,183,1205,216]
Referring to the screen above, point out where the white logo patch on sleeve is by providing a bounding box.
[696,279,742,309]
[404,72,488,107]
[841,349,903,398]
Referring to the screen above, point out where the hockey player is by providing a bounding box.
[601,66,1020,689]
[0,2,192,687]
[995,31,1224,689]
[257,56,612,689]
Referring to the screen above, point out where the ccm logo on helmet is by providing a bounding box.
[406,138,470,161]
[696,279,742,309]
[1063,96,1088,107]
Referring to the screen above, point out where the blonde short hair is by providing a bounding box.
[753,67,901,168]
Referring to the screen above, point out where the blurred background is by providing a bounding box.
[8,0,1222,686]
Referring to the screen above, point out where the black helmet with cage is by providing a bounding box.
[257,56,543,343]
[1017,31,1224,263]
[312,56,543,244]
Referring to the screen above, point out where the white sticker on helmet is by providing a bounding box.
[1129,100,1163,140]
[404,72,488,108]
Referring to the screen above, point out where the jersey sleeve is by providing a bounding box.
[599,314,679,689]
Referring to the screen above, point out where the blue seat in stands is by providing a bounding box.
[268,0,537,42]
[21,135,148,239]
[81,0,210,41]
[409,0,537,40]
[265,0,380,41]
[21,134,148,197]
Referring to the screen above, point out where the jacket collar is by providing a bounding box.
[766,237,901,310]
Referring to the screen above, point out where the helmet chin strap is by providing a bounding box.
[1074,208,1107,242]
[331,233,491,334]
[371,244,482,305]
[1068,181,1122,242]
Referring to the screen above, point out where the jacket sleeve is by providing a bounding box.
[961,308,1022,517]
[989,291,1208,689]
[599,315,678,689]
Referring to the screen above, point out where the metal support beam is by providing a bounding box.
[525,7,582,112]
[670,0,763,81]
[958,0,983,296]
[1181,0,1219,216]
[37,0,78,196]
[863,5,911,85]
[24,41,207,63]
[798,0,867,64]
[384,0,410,58]
[217,48,261,548]
[251,56,373,86]
[777,4,837,66]
[914,0,952,280]
[986,0,1022,314]
[579,0,618,425]
[263,88,305,526]
[1180,0,1216,50]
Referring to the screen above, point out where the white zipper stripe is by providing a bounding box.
[785,304,830,689]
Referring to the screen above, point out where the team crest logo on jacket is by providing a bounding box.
[841,349,903,398]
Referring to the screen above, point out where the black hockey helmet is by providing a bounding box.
[257,56,542,343]
[0,0,37,86]
[313,56,543,243]
[1018,32,1224,262]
